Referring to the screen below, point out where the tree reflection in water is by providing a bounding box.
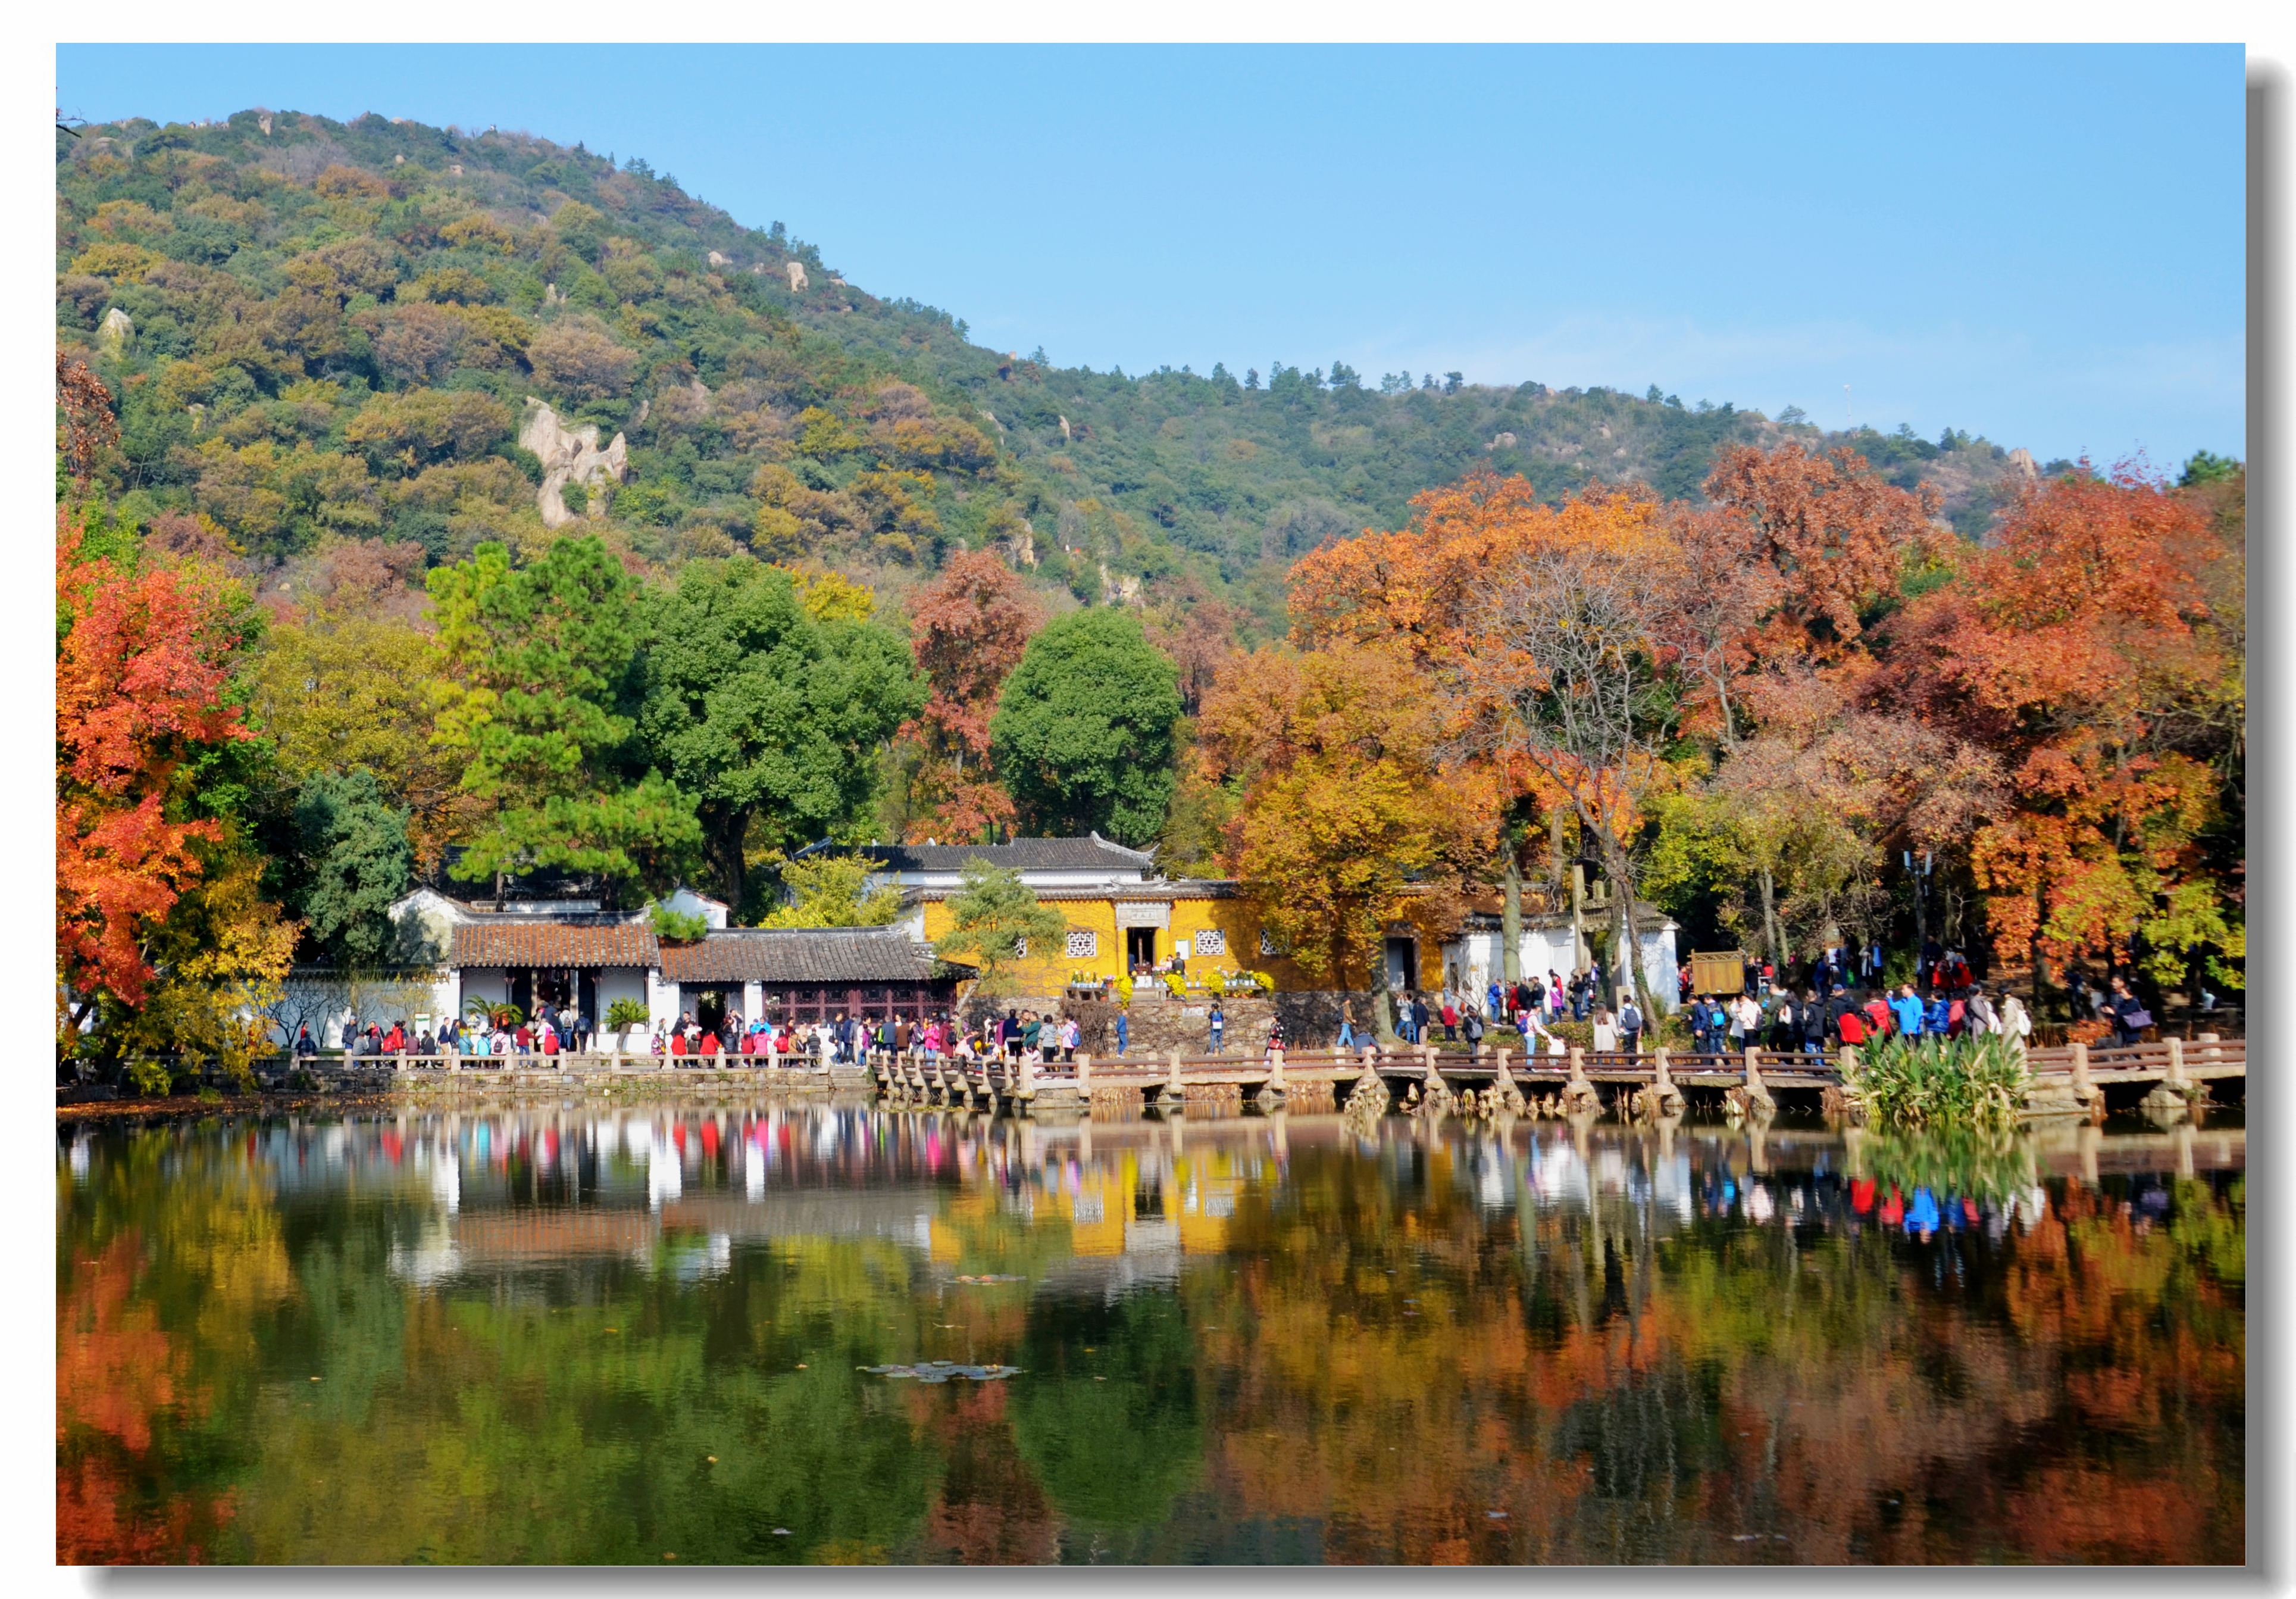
[57,1105,2243,1564]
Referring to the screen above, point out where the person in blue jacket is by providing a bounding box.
[1905,1187,1942,1239]
[1923,991,1952,1037]
[1891,984,1927,1039]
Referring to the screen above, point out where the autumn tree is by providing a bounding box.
[895,550,1040,843]
[57,511,293,1084]
[246,538,473,871]
[1875,463,2243,1001]
[1199,639,1493,1024]
[1701,441,1948,662]
[756,852,903,928]
[1452,517,1686,1014]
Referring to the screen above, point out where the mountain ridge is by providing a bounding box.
[58,107,2047,635]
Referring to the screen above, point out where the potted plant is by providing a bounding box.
[605,998,650,1053]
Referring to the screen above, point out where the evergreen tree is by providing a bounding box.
[990,608,1182,847]
[290,769,415,967]
[428,536,699,902]
[637,557,921,915]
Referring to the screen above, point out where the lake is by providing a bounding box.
[57,1101,2244,1564]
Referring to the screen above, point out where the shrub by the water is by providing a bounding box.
[1851,1033,2028,1132]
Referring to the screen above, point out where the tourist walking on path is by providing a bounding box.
[1208,1001,1225,1054]
[1618,997,1642,1055]
[1335,1001,1355,1051]
[1115,1009,1129,1056]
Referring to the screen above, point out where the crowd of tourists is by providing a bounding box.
[1349,966,1646,1061]
[1315,936,2143,1061]
[1672,941,2060,1057]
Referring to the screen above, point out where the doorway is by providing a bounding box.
[686,988,730,1033]
[1384,938,1418,994]
[1126,927,1158,970]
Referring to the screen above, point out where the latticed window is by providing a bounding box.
[1065,929,1097,958]
[1260,928,1290,957]
[1194,928,1227,957]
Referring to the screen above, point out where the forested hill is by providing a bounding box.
[56,107,2038,630]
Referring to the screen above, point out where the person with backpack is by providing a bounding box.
[1618,996,1643,1055]
[1463,1004,1486,1056]
[1800,988,1828,1054]
[2105,975,2151,1049]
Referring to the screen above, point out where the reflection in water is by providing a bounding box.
[58,1104,2243,1564]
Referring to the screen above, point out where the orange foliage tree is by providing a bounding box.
[1197,638,1494,1006]
[1282,474,1698,1007]
[894,550,1040,843]
[1876,463,2244,995]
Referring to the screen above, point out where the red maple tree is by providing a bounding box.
[56,509,251,1035]
[1875,462,2241,987]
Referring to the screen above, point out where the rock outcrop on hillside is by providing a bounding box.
[518,398,628,527]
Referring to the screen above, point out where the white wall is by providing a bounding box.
[1438,925,1680,1016]
[647,968,680,1031]
[595,967,649,1035]
[662,885,730,929]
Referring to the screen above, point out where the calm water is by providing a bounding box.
[58,1102,2244,1564]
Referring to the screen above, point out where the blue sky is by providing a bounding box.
[57,44,2246,466]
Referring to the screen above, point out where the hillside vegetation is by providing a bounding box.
[57,107,2040,632]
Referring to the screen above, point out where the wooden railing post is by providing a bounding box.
[1743,1045,1765,1098]
[2070,1040,2093,1102]
[1654,1047,1673,1091]
[1268,1046,1285,1090]
[1494,1047,1513,1092]
[1076,1051,1093,1094]
[1568,1046,1588,1088]
[2166,1036,2188,1090]
[1421,1044,1438,1083]
[1168,1048,1184,1104]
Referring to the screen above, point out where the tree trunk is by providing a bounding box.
[1502,842,1523,986]
[1609,847,1656,1022]
[706,807,750,916]
[1759,866,1781,969]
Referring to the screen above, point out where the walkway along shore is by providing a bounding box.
[65,1035,2244,1124]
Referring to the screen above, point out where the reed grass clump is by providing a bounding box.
[1851,1033,2028,1132]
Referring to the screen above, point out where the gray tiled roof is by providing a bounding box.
[811,833,1156,873]
[449,922,661,969]
[659,928,957,985]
